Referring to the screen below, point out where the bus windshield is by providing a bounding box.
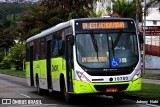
[76,32,139,68]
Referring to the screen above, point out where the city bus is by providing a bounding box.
[26,18,143,102]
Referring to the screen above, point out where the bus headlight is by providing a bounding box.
[76,71,90,83]
[132,69,141,81]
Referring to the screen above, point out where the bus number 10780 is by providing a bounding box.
[114,76,128,81]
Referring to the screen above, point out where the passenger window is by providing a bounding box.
[35,39,41,60]
[40,38,46,59]
[59,31,65,56]
[52,33,59,57]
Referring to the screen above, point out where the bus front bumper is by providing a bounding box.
[72,78,142,94]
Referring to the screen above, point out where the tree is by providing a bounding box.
[17,5,48,40]
[8,43,25,70]
[106,0,160,27]
[108,0,137,19]
[18,0,93,40]
[0,3,30,56]
[0,26,15,58]
[40,0,93,19]
[88,10,104,18]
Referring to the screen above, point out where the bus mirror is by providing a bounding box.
[68,35,74,45]
[138,32,144,44]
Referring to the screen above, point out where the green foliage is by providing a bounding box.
[1,43,26,70]
[88,10,104,18]
[0,29,15,52]
[128,83,160,100]
[143,73,160,78]
[0,43,25,70]
[9,43,25,62]
[107,0,160,21]
[18,0,93,40]
[0,3,31,52]
[108,0,137,19]
[0,69,25,77]
[0,56,11,69]
[0,52,4,62]
[17,5,49,39]
[0,3,30,28]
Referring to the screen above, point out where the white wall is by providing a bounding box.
[146,8,160,26]
[145,55,160,69]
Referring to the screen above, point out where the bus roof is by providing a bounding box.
[74,17,134,21]
[26,17,134,43]
[26,20,72,43]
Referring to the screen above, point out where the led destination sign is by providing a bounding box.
[82,22,126,29]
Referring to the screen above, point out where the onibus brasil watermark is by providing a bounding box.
[1,98,42,105]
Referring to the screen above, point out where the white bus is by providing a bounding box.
[26,18,143,103]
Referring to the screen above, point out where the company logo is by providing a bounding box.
[2,99,11,104]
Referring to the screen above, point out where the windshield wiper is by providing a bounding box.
[90,32,99,60]
[110,37,115,58]
[113,30,122,48]
[110,30,122,59]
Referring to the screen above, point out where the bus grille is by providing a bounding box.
[94,84,129,92]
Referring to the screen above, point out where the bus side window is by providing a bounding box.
[33,41,36,60]
[52,33,59,57]
[40,38,46,59]
[59,31,65,57]
[36,39,41,60]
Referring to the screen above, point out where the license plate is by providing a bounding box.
[106,88,118,92]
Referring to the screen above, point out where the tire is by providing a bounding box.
[36,76,43,95]
[62,81,73,103]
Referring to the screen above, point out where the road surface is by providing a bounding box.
[0,73,158,107]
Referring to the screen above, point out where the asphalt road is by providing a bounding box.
[0,74,159,107]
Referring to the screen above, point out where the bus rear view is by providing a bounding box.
[72,18,142,101]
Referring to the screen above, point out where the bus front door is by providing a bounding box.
[30,46,34,86]
[46,40,52,91]
[66,35,74,92]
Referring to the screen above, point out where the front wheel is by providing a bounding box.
[62,83,74,103]
[36,77,43,95]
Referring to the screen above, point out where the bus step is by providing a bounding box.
[48,89,52,92]
[68,92,74,94]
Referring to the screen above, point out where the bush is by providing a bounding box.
[0,43,25,70]
[0,56,11,69]
[9,43,25,70]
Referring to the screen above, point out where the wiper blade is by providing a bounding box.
[113,30,122,48]
[110,37,115,58]
[90,32,99,59]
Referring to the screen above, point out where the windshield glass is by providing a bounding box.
[76,33,138,68]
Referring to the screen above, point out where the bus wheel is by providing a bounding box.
[63,83,73,103]
[113,92,124,103]
[36,76,43,95]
